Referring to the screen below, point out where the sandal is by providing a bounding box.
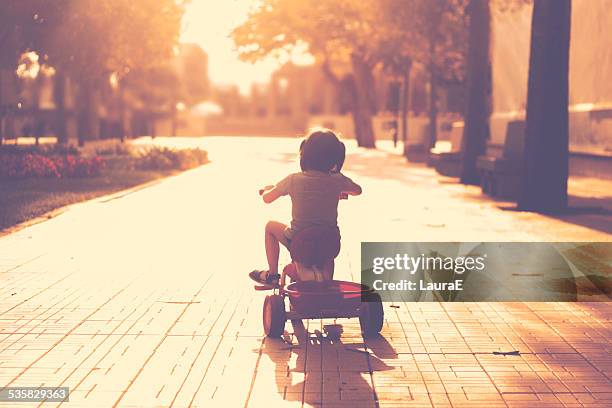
[249,270,280,286]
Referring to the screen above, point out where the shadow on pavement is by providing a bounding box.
[259,320,396,407]
[499,302,611,402]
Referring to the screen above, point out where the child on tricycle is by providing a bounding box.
[249,128,362,286]
[249,129,383,338]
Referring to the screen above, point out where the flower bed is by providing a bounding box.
[0,143,210,230]
[0,153,105,179]
[0,144,207,180]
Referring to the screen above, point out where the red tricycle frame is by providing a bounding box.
[255,263,384,337]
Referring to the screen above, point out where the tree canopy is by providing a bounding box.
[2,0,185,79]
[233,0,469,147]
[0,0,186,144]
[39,0,184,84]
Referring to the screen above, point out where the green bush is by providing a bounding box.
[135,147,208,171]
[95,144,133,157]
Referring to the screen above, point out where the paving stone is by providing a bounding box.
[0,137,610,407]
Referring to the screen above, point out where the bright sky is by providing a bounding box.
[180,0,278,94]
[180,0,314,95]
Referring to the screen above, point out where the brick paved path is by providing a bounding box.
[1,137,610,407]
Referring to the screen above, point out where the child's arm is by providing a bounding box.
[343,182,362,196]
[259,175,291,204]
[258,185,274,195]
[338,173,362,196]
[260,186,283,204]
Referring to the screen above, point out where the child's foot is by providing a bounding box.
[249,270,280,286]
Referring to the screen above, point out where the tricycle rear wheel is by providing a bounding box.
[263,294,286,337]
[359,293,384,337]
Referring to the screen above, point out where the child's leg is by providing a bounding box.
[265,221,289,275]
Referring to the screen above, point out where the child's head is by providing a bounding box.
[299,128,345,172]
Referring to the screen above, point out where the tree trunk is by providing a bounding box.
[0,71,18,145]
[401,63,412,157]
[171,106,177,137]
[322,58,376,148]
[119,85,126,142]
[427,67,438,150]
[350,55,376,148]
[460,0,491,185]
[426,12,439,152]
[0,69,19,144]
[518,0,571,212]
[33,73,43,146]
[0,70,4,145]
[342,74,361,142]
[150,113,156,139]
[77,80,98,147]
[54,72,68,144]
[392,91,399,148]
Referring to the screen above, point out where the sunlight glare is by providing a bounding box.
[180,0,314,95]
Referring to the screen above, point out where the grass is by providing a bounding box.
[0,142,209,232]
[0,168,178,232]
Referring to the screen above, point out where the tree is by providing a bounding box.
[380,0,468,156]
[378,1,419,153]
[0,1,63,143]
[0,1,62,69]
[233,0,390,148]
[38,0,185,145]
[123,64,182,136]
[460,0,491,184]
[412,0,469,149]
[518,0,571,211]
[0,0,184,145]
[178,44,211,105]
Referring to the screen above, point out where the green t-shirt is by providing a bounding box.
[275,171,360,238]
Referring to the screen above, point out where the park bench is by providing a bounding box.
[429,121,464,177]
[476,120,525,199]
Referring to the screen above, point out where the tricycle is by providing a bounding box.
[254,226,384,338]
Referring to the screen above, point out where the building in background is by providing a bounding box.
[206,61,456,141]
[207,63,340,136]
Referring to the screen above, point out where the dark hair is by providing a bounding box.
[299,128,345,172]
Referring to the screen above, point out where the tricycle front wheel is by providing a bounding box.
[359,293,384,337]
[263,294,286,337]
